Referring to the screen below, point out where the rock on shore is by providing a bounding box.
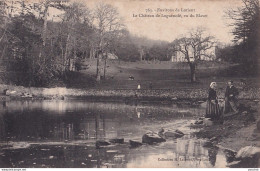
[158,128,184,139]
[129,140,142,148]
[236,146,260,159]
[142,132,166,144]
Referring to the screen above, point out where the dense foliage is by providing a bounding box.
[0,0,257,86]
[224,0,259,74]
[0,0,170,86]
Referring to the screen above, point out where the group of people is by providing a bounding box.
[205,80,239,120]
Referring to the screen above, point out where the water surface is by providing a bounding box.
[0,100,227,168]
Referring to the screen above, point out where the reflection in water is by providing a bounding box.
[0,100,227,168]
[0,100,204,142]
[136,107,141,118]
[208,147,219,166]
[176,135,208,160]
[126,135,223,168]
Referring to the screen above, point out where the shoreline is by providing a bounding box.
[192,99,260,167]
[0,84,259,102]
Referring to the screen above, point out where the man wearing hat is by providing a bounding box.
[224,80,239,114]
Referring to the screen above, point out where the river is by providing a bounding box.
[0,100,228,168]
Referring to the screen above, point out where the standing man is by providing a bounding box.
[224,80,239,114]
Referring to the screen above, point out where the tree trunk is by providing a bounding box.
[1,45,6,60]
[189,62,196,82]
[89,48,92,59]
[0,27,7,44]
[97,33,103,82]
[71,39,76,71]
[60,42,64,64]
[42,4,49,47]
[90,46,95,59]
[103,53,107,80]
[96,53,101,81]
[140,49,143,61]
[64,34,70,72]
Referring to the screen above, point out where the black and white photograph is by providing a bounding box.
[0,0,259,169]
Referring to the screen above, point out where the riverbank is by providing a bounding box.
[0,84,259,102]
[192,99,260,167]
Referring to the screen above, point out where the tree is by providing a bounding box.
[114,29,140,61]
[0,0,7,43]
[226,0,259,44]
[61,2,92,72]
[225,0,259,70]
[215,44,236,62]
[4,16,44,86]
[0,0,9,63]
[0,0,72,86]
[170,28,215,82]
[149,43,169,61]
[93,3,124,81]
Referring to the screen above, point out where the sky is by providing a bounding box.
[81,0,243,44]
[42,0,244,44]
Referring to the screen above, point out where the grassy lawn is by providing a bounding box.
[69,59,259,90]
[0,60,258,100]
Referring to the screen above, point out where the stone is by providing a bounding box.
[175,129,184,136]
[5,90,17,96]
[109,138,124,144]
[129,140,142,148]
[96,140,110,148]
[142,132,166,144]
[158,128,184,139]
[195,120,203,125]
[226,161,241,167]
[236,146,260,159]
[203,118,213,126]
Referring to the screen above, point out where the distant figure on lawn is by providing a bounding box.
[224,80,239,114]
[137,84,141,89]
[129,75,135,80]
[205,82,222,120]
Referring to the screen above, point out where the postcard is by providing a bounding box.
[0,0,259,169]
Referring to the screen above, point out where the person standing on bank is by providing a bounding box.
[224,80,239,114]
[205,82,221,120]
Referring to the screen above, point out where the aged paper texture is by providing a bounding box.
[0,0,259,169]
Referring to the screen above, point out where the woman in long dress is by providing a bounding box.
[205,82,222,120]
